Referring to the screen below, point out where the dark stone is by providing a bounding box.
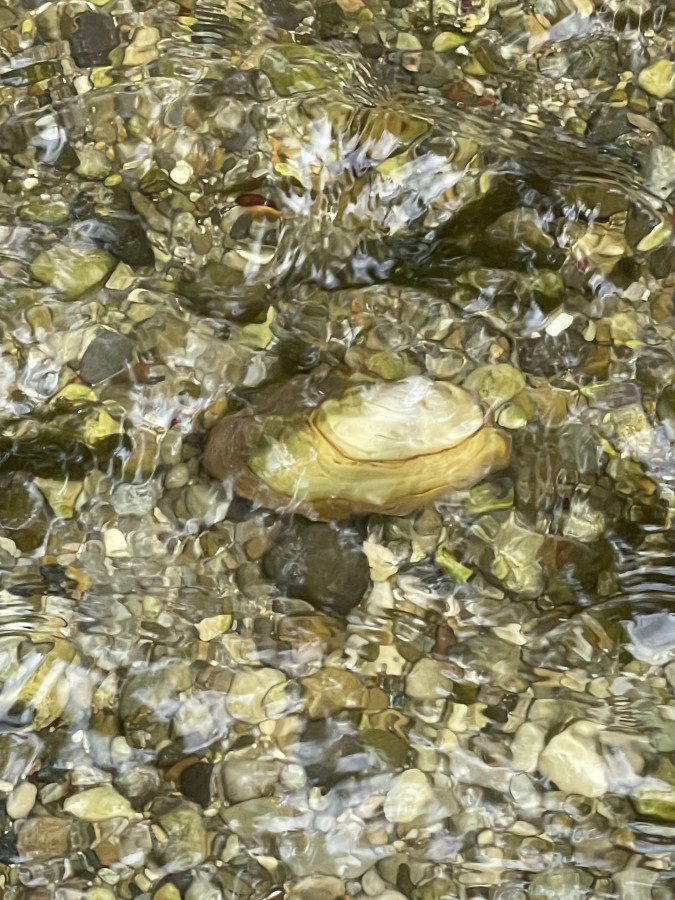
[517,331,586,378]
[317,1,346,37]
[649,244,675,280]
[0,431,127,480]
[0,827,18,864]
[262,517,369,616]
[0,476,51,552]
[226,495,261,522]
[79,330,133,385]
[298,715,368,787]
[261,0,312,29]
[658,385,675,428]
[0,119,29,154]
[69,11,120,68]
[219,68,261,100]
[71,188,154,268]
[179,761,212,808]
[588,107,630,143]
[53,143,80,172]
[557,423,604,476]
[106,216,155,268]
[229,213,252,241]
[40,563,76,594]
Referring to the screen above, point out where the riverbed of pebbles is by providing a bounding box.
[1,0,675,898]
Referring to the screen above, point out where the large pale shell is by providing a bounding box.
[204,375,510,519]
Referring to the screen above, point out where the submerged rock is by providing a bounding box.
[538,721,609,799]
[262,517,369,615]
[79,330,133,385]
[638,58,675,99]
[0,475,51,552]
[64,784,138,821]
[204,375,509,519]
[29,242,115,300]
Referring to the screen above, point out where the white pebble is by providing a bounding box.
[170,160,193,185]
[103,527,129,557]
[545,311,574,337]
[6,782,37,819]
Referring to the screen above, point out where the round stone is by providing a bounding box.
[383,769,434,823]
[226,668,287,724]
[538,722,609,798]
[262,518,369,616]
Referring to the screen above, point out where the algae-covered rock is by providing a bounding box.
[30,243,115,300]
[632,778,675,820]
[260,44,351,95]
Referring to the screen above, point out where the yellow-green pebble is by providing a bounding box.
[638,58,675,99]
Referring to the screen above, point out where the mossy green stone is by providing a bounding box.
[30,244,115,300]
[19,199,70,225]
[632,780,675,821]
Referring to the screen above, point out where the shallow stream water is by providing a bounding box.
[1,0,675,898]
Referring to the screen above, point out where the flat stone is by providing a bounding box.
[221,757,282,802]
[111,481,155,516]
[632,778,675,820]
[280,820,391,878]
[405,658,454,700]
[17,817,70,861]
[80,330,133,384]
[222,797,311,841]
[299,667,368,718]
[156,805,208,868]
[287,876,346,900]
[76,146,111,180]
[63,784,138,821]
[19,198,70,224]
[463,363,526,409]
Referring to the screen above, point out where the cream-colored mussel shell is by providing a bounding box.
[204,375,510,519]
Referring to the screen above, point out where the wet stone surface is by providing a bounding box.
[0,0,674,898]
